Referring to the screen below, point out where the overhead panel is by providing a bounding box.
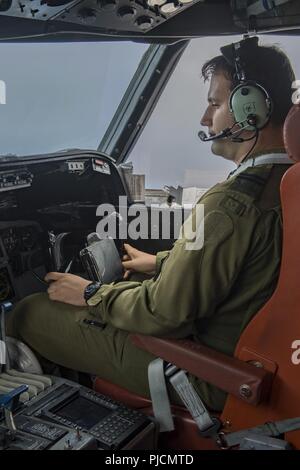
[232,0,300,31]
[0,0,206,33]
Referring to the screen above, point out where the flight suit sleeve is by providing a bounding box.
[87,191,259,337]
[155,250,170,274]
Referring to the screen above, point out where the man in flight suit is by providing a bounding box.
[7,39,296,411]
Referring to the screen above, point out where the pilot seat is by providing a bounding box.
[93,104,300,450]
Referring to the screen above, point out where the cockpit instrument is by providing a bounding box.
[0,170,33,193]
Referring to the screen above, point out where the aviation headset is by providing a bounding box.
[221,36,273,132]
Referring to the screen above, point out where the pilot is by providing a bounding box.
[6,38,296,412]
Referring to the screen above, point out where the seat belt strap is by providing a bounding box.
[148,359,220,435]
[223,417,300,447]
[165,364,220,436]
[148,358,174,432]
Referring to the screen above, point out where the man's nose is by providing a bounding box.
[200,108,212,127]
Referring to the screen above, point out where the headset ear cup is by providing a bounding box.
[229,82,272,130]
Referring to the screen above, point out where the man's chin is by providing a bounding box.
[211,141,223,157]
[211,141,232,161]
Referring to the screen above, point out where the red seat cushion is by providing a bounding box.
[283,104,300,162]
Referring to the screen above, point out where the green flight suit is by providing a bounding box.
[6,162,290,411]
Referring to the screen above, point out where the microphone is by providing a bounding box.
[198,128,231,142]
[198,120,254,143]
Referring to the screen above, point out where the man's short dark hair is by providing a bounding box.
[202,44,295,127]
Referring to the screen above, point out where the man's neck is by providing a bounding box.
[245,147,286,161]
[233,125,285,166]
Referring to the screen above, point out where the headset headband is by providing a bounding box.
[220,37,259,83]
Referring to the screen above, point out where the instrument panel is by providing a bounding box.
[0,154,128,301]
[0,377,156,450]
[1,225,39,255]
[0,221,47,301]
[0,267,14,301]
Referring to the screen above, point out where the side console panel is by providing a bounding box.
[0,378,157,450]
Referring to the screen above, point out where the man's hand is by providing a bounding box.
[45,272,91,306]
[122,244,156,280]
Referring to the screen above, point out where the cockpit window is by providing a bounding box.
[129,35,300,191]
[0,41,148,159]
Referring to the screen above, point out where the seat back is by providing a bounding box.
[221,105,300,448]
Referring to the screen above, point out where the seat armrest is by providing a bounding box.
[129,334,273,406]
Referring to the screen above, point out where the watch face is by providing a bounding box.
[84,282,101,301]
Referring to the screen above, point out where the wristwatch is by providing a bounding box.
[84,281,102,303]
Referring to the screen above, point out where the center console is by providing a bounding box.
[0,377,157,450]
